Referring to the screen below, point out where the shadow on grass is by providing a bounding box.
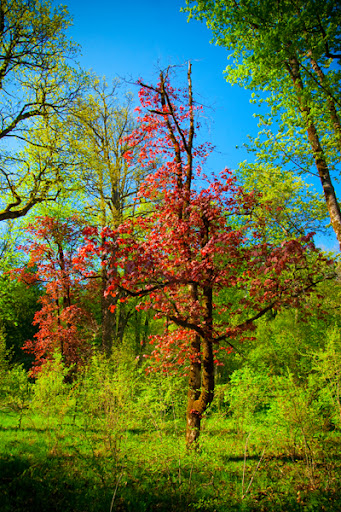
[2,452,341,512]
[0,425,50,433]
[0,452,192,512]
[0,454,114,512]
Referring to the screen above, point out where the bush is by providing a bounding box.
[0,328,31,427]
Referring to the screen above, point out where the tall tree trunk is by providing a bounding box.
[287,55,341,250]
[101,274,130,355]
[186,283,215,447]
[309,55,341,156]
[100,235,117,357]
[186,334,215,446]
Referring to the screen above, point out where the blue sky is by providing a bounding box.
[57,0,338,251]
[62,0,258,172]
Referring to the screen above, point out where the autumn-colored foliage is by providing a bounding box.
[81,65,330,445]
[16,216,98,376]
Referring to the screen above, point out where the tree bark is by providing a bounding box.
[287,55,341,250]
[186,333,215,446]
[186,333,202,446]
[309,55,341,156]
[101,280,116,357]
[186,280,215,447]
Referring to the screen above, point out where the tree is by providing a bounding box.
[237,162,329,245]
[83,66,330,445]
[0,0,84,222]
[63,78,152,355]
[0,220,41,365]
[69,79,147,228]
[16,216,98,376]
[184,0,341,249]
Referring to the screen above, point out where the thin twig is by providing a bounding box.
[242,442,268,499]
[109,471,123,512]
[242,429,275,500]
[242,429,253,497]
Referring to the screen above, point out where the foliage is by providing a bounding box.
[0,273,40,363]
[30,350,73,418]
[0,328,31,426]
[67,78,148,227]
[238,162,329,244]
[0,0,86,221]
[226,366,272,435]
[0,219,42,365]
[16,215,98,375]
[184,0,341,248]
[81,66,333,445]
[311,326,341,429]
[41,77,153,355]
[1,344,341,511]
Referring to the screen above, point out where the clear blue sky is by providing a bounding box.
[58,0,338,251]
[62,0,258,172]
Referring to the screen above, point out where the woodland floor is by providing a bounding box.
[1,410,341,512]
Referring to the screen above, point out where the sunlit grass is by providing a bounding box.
[1,408,341,512]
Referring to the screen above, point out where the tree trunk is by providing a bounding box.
[287,55,341,250]
[101,284,116,357]
[186,333,202,446]
[101,240,120,357]
[101,281,131,355]
[309,55,341,157]
[186,335,215,446]
[186,283,215,447]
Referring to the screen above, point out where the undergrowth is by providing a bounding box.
[1,328,341,512]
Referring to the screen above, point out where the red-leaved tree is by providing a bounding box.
[83,65,331,445]
[16,216,98,376]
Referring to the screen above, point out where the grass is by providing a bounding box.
[1,407,341,512]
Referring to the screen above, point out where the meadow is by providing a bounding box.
[2,332,341,512]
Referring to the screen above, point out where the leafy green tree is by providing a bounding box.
[0,328,31,427]
[0,275,41,366]
[238,162,328,244]
[0,219,41,365]
[69,79,147,228]
[184,0,341,249]
[0,0,85,221]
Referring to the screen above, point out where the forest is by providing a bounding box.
[1,0,341,511]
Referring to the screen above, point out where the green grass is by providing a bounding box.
[1,409,341,512]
